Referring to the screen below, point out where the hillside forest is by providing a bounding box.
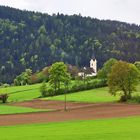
[0,6,140,83]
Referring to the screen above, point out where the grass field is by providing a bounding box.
[45,87,119,103]
[44,84,140,103]
[0,105,48,115]
[0,84,140,139]
[8,88,40,102]
[0,84,41,102]
[0,79,102,103]
[0,82,139,103]
[0,117,140,140]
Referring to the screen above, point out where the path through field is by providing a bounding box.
[1,100,140,126]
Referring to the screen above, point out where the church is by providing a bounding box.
[78,55,97,77]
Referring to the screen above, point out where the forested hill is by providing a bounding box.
[0,6,140,83]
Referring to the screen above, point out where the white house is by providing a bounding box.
[78,55,97,77]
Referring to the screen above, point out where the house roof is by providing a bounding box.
[80,67,95,74]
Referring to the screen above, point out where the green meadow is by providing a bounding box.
[0,84,41,102]
[45,84,140,103]
[0,105,48,115]
[1,117,140,140]
[0,82,139,103]
[0,83,139,140]
[46,87,119,103]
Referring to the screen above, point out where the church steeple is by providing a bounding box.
[78,53,97,77]
[90,53,97,75]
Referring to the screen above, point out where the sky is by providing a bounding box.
[0,0,140,25]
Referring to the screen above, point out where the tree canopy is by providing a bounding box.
[48,62,71,94]
[134,61,140,71]
[98,58,118,83]
[14,69,32,85]
[108,61,140,101]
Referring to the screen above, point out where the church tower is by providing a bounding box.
[90,54,97,75]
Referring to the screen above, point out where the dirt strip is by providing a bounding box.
[1,100,140,126]
[9,100,95,110]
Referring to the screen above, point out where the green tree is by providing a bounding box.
[23,69,32,84]
[108,61,140,102]
[14,69,32,85]
[98,58,118,83]
[134,61,140,71]
[38,25,47,34]
[40,81,47,97]
[48,62,71,95]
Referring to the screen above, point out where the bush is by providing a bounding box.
[67,79,106,94]
[2,83,10,88]
[40,82,47,97]
[127,96,140,103]
[56,89,66,95]
[43,79,107,98]
[0,94,9,103]
[47,88,54,96]
[120,95,128,102]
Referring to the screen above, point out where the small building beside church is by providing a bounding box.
[78,55,97,77]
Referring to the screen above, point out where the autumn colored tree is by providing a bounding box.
[108,61,140,101]
[134,61,140,71]
[67,64,79,79]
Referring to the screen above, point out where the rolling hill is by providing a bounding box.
[0,6,140,83]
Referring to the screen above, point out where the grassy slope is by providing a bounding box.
[8,88,40,102]
[0,117,140,140]
[46,87,119,103]
[0,105,47,115]
[45,84,140,103]
[0,84,41,102]
[0,82,139,103]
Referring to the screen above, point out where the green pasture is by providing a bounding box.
[45,84,140,103]
[46,87,119,103]
[0,84,41,102]
[0,82,139,103]
[0,105,48,115]
[1,117,140,140]
[8,88,40,102]
[0,84,41,93]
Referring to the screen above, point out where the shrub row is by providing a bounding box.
[45,80,107,97]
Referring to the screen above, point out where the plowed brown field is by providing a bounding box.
[1,100,140,126]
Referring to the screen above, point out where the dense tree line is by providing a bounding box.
[0,6,140,83]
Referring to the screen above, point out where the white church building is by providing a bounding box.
[78,55,97,77]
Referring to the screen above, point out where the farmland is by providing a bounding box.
[0,83,140,140]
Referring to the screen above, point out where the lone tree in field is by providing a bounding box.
[108,61,140,102]
[49,62,71,95]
